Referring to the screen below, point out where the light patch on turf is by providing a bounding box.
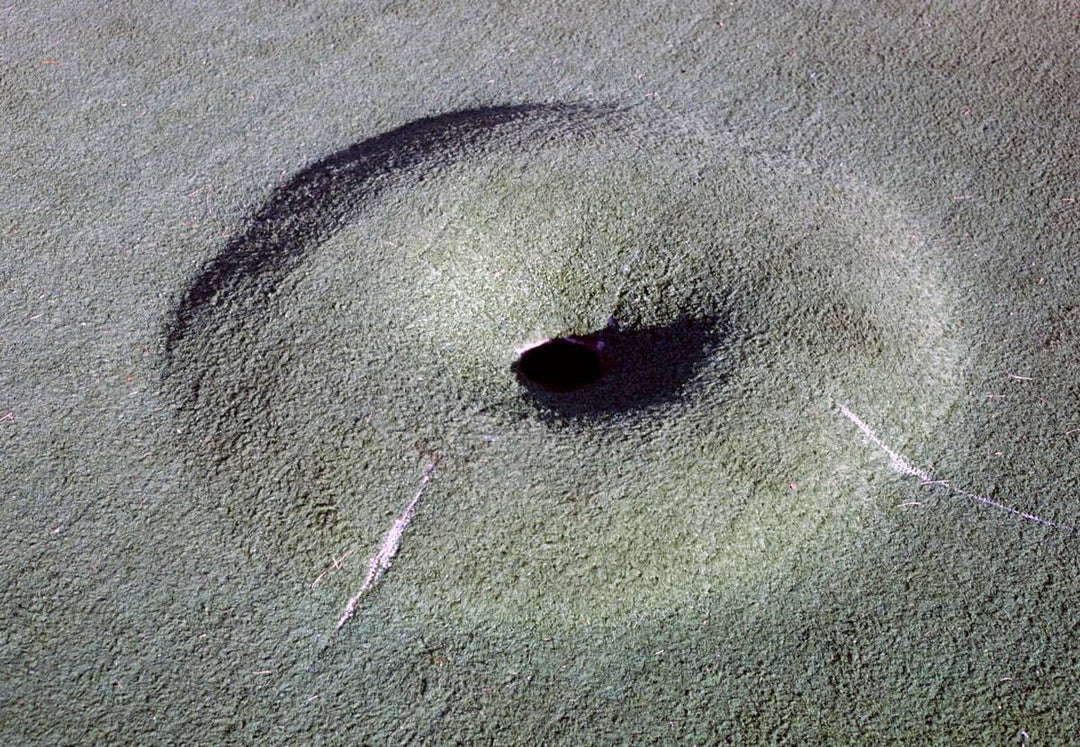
[838,402,1074,532]
[336,461,437,630]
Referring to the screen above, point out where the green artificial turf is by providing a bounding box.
[2,1,1078,743]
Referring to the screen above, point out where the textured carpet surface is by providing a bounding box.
[2,1,1079,743]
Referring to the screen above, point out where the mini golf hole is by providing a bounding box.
[515,338,604,393]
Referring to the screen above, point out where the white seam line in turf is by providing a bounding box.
[336,461,437,630]
[837,403,1074,532]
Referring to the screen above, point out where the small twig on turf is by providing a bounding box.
[335,461,437,630]
[310,548,357,589]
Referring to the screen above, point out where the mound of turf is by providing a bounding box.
[163,103,966,626]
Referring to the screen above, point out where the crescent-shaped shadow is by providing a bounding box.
[163,103,602,364]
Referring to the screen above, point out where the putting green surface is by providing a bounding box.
[3,2,1079,743]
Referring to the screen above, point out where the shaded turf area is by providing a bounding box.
[3,1,1079,743]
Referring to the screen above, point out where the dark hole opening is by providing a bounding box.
[515,338,604,393]
[509,315,731,423]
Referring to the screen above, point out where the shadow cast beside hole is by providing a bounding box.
[511,315,729,420]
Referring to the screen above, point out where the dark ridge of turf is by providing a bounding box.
[162,102,603,369]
